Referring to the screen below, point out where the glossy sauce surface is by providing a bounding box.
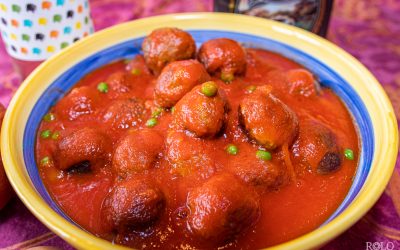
[36,48,359,249]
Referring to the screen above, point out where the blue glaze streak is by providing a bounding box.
[23,30,374,227]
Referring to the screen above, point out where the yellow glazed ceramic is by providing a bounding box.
[1,13,398,250]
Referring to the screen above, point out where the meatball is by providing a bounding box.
[55,128,112,171]
[154,60,210,108]
[198,38,247,79]
[292,120,342,175]
[187,174,260,243]
[125,55,151,75]
[102,178,165,230]
[165,131,215,179]
[103,98,147,130]
[113,129,164,177]
[0,104,12,209]
[174,83,226,137]
[106,71,135,94]
[229,146,285,190]
[55,86,102,121]
[239,86,298,149]
[142,28,196,75]
[287,69,319,97]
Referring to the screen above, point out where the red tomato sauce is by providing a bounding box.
[36,48,359,249]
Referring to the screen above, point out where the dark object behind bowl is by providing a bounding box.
[214,0,333,37]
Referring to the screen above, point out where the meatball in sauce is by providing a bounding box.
[154,60,210,108]
[112,129,164,178]
[187,174,260,243]
[142,27,196,75]
[103,98,147,130]
[102,178,166,231]
[55,86,102,121]
[54,128,112,171]
[198,38,247,81]
[239,86,299,150]
[174,82,227,138]
[292,119,342,175]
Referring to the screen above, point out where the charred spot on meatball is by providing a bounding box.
[238,86,299,149]
[112,129,163,178]
[142,28,196,75]
[317,152,341,175]
[67,160,91,174]
[187,174,260,243]
[55,128,112,171]
[102,178,166,230]
[174,83,227,138]
[154,60,210,108]
[198,38,247,79]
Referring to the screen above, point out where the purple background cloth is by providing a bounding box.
[1,0,399,249]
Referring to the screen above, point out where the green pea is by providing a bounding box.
[40,156,51,166]
[97,82,109,93]
[226,144,238,155]
[344,148,354,160]
[40,130,52,139]
[221,72,234,83]
[131,68,141,76]
[146,118,158,127]
[152,107,163,118]
[51,131,60,140]
[201,81,218,97]
[256,150,272,161]
[171,106,175,114]
[43,113,55,122]
[246,85,256,93]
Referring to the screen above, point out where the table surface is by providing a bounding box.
[0,0,399,249]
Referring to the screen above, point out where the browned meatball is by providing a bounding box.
[174,84,226,137]
[229,146,285,190]
[287,69,319,97]
[113,129,164,177]
[106,71,135,94]
[55,128,112,171]
[187,174,260,243]
[125,55,151,75]
[292,120,342,175]
[198,38,247,78]
[55,86,102,121]
[154,60,210,108]
[142,28,196,75]
[102,178,165,230]
[239,86,298,149]
[165,131,215,179]
[103,98,147,130]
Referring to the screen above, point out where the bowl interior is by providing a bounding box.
[23,30,374,228]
